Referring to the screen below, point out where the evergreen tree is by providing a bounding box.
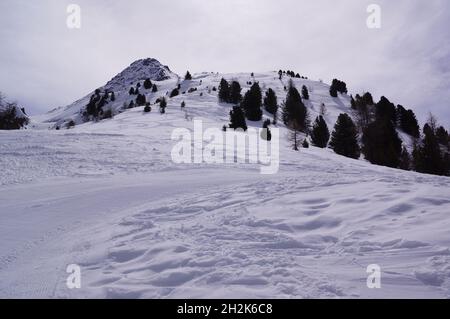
[263,88,278,115]
[397,106,420,138]
[218,78,230,103]
[185,71,192,80]
[228,106,247,131]
[136,94,147,106]
[241,82,262,121]
[351,95,357,109]
[436,126,449,146]
[330,79,348,94]
[0,103,29,130]
[414,124,445,175]
[110,92,116,102]
[329,113,360,159]
[181,101,186,109]
[375,96,397,126]
[159,97,167,114]
[229,81,242,104]
[129,87,135,95]
[302,139,310,148]
[362,92,374,105]
[301,85,309,100]
[170,88,179,98]
[152,84,158,93]
[144,78,153,90]
[362,117,402,168]
[278,70,283,80]
[329,86,338,98]
[282,82,309,132]
[311,116,330,148]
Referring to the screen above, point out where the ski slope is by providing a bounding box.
[1,62,450,298]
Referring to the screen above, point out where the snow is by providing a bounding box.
[1,62,450,298]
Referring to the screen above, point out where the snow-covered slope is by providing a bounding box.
[36,58,177,126]
[1,59,449,299]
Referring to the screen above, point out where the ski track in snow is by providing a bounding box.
[1,71,450,298]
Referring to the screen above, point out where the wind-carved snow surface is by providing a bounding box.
[1,61,450,298]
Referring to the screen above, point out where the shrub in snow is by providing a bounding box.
[66,120,75,128]
[302,139,309,148]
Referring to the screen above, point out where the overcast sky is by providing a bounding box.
[0,0,449,126]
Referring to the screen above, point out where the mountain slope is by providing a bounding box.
[1,58,449,299]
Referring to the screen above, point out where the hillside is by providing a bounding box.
[1,58,450,298]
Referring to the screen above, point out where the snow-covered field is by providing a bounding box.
[1,65,450,298]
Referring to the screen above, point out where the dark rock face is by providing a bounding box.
[105,58,174,90]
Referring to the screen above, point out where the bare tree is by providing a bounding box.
[427,112,438,132]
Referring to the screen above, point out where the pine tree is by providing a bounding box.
[181,101,186,109]
[329,113,360,159]
[375,96,397,126]
[329,86,338,98]
[414,124,445,175]
[185,71,192,80]
[136,94,147,106]
[229,81,242,104]
[282,81,309,132]
[436,126,449,146]
[302,85,309,100]
[110,92,116,102]
[129,87,135,95]
[311,116,330,148]
[159,97,167,114]
[362,117,402,168]
[218,78,230,103]
[241,82,262,121]
[350,95,357,109]
[144,78,153,90]
[228,106,247,131]
[330,79,348,94]
[397,107,420,138]
[302,139,310,148]
[152,84,158,93]
[362,92,374,105]
[170,88,179,98]
[263,88,278,115]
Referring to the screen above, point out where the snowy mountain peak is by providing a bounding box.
[105,58,176,90]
